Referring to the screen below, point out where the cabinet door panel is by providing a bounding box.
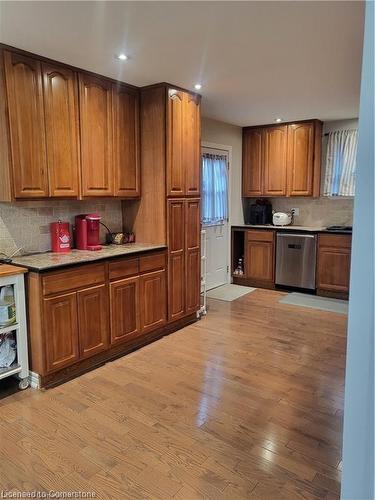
[79,73,113,196]
[110,277,140,344]
[185,199,200,250]
[4,51,48,198]
[245,236,274,283]
[184,94,200,196]
[186,248,201,314]
[168,200,185,321]
[77,284,109,358]
[113,84,140,197]
[167,89,184,196]
[243,128,263,196]
[42,63,79,197]
[43,292,79,373]
[287,123,314,196]
[317,248,351,293]
[263,126,287,196]
[140,270,167,333]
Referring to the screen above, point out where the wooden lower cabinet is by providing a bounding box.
[43,292,79,373]
[140,269,167,333]
[110,276,140,344]
[244,230,275,287]
[185,248,200,314]
[77,284,109,358]
[317,234,351,298]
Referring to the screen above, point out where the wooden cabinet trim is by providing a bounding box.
[42,263,106,296]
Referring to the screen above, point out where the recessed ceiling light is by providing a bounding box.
[194,83,202,90]
[115,53,128,61]
[275,118,283,123]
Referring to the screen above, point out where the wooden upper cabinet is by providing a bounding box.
[112,83,140,197]
[167,89,184,196]
[287,123,314,196]
[79,73,113,196]
[4,51,48,198]
[242,128,263,196]
[263,126,287,196]
[183,94,200,196]
[42,63,79,197]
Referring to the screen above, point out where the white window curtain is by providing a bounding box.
[202,153,228,225]
[323,129,358,196]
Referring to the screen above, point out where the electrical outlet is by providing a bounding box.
[291,207,300,216]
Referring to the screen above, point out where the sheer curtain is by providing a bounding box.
[323,129,358,196]
[201,153,228,224]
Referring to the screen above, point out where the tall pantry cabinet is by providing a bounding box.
[124,84,201,324]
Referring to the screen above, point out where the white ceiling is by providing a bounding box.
[0,1,365,126]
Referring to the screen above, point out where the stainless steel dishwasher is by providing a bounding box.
[275,233,317,289]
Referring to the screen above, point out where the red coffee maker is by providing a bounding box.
[75,214,102,251]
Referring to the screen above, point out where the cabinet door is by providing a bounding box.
[140,270,167,333]
[183,93,200,196]
[110,276,140,344]
[113,84,140,197]
[42,63,79,197]
[168,200,185,321]
[242,128,263,196]
[43,292,79,373]
[79,73,113,196]
[185,199,201,314]
[77,284,109,359]
[4,51,48,198]
[167,89,185,196]
[317,235,351,294]
[287,122,314,196]
[245,231,275,284]
[263,125,287,196]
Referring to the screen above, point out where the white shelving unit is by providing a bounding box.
[200,229,207,316]
[0,268,29,390]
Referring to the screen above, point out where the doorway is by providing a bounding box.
[201,143,230,291]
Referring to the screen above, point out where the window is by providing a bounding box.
[323,129,358,197]
[201,153,228,225]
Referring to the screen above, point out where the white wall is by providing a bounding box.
[201,117,244,225]
[341,2,374,499]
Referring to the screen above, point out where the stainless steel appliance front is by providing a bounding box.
[275,233,317,289]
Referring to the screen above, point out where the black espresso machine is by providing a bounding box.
[244,199,273,225]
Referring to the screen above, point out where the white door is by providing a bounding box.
[201,146,230,291]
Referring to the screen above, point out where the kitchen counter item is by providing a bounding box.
[11,243,167,272]
[325,225,353,233]
[276,232,317,290]
[50,221,71,253]
[273,212,292,226]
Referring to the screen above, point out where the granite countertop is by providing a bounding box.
[232,224,352,234]
[11,243,167,272]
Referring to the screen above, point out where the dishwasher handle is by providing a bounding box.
[277,233,316,238]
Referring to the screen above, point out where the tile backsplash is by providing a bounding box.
[270,197,354,227]
[0,200,123,256]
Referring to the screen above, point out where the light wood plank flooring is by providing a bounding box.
[0,289,347,499]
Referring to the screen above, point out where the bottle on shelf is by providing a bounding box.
[0,285,16,327]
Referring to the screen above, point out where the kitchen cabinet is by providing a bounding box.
[242,120,322,198]
[167,89,200,197]
[77,284,109,358]
[140,269,167,333]
[42,63,80,197]
[113,83,140,197]
[167,198,200,321]
[110,276,140,344]
[3,50,48,198]
[79,73,113,196]
[317,234,351,298]
[245,230,275,287]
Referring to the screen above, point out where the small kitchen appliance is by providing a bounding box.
[273,212,292,226]
[244,199,273,225]
[75,214,102,251]
[50,220,71,253]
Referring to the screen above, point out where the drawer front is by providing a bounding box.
[42,263,106,296]
[108,257,139,281]
[139,251,166,273]
[319,233,352,249]
[246,230,275,242]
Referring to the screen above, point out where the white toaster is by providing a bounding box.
[273,212,292,226]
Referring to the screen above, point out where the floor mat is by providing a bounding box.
[206,284,256,301]
[279,292,348,314]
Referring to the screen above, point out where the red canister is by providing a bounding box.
[50,221,71,253]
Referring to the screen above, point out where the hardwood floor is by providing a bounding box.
[0,289,347,499]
